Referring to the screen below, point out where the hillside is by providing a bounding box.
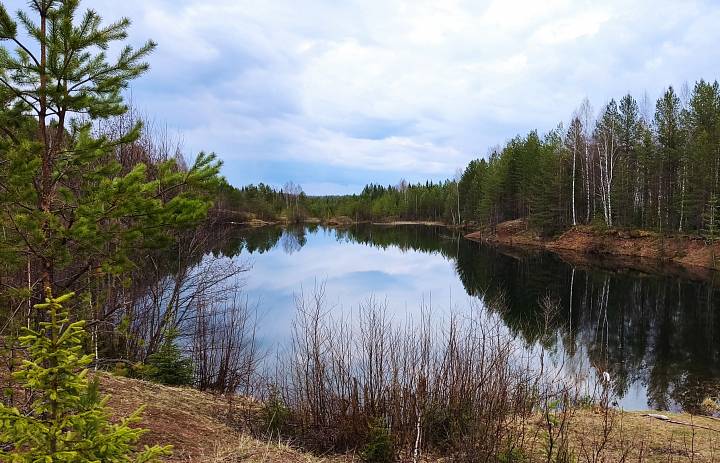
[100,375,337,463]
[101,374,720,462]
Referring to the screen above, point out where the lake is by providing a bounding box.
[216,223,720,413]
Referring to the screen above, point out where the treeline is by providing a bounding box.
[459,80,720,236]
[223,79,720,236]
[319,181,461,223]
[219,180,462,224]
[216,181,306,222]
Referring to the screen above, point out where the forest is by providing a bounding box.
[222,82,720,240]
[458,85,720,237]
[217,179,463,224]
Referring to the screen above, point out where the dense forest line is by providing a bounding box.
[459,81,720,237]
[223,80,720,240]
[216,179,462,224]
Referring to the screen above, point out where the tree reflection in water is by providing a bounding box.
[212,224,720,412]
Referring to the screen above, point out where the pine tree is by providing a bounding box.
[654,86,684,231]
[618,94,641,226]
[0,1,214,458]
[0,291,172,461]
[0,0,221,307]
[144,330,194,386]
[684,80,720,231]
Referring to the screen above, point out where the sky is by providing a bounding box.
[5,0,720,194]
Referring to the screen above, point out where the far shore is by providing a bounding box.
[465,219,720,276]
[220,214,468,229]
[222,215,720,278]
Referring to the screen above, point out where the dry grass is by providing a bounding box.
[100,374,343,462]
[568,410,720,462]
[513,408,720,463]
[100,373,720,462]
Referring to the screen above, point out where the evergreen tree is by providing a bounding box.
[458,159,487,223]
[684,80,720,231]
[0,291,172,461]
[654,86,684,231]
[703,193,720,269]
[702,194,720,244]
[617,94,641,225]
[144,330,194,386]
[0,1,217,458]
[0,0,221,307]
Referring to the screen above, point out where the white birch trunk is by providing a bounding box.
[572,145,577,226]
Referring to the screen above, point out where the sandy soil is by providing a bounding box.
[466,219,720,277]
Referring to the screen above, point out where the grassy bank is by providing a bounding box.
[102,374,720,462]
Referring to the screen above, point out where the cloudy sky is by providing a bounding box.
[6,0,720,194]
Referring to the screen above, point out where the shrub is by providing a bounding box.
[498,445,529,463]
[0,291,172,462]
[264,388,290,437]
[360,419,395,463]
[422,402,473,451]
[144,331,194,386]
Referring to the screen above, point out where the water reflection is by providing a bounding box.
[213,224,720,412]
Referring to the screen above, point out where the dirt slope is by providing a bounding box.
[466,220,720,276]
[101,375,335,463]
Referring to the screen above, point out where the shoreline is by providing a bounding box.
[224,216,468,228]
[224,216,720,279]
[465,219,720,278]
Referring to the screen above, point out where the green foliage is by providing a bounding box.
[458,159,488,223]
[263,387,290,438]
[0,291,172,462]
[498,445,529,463]
[143,331,193,387]
[0,0,221,299]
[572,395,596,410]
[360,418,395,463]
[220,179,463,224]
[422,402,473,451]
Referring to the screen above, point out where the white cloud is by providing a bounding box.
[531,10,610,45]
[3,0,719,192]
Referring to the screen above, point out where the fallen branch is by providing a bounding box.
[643,414,720,433]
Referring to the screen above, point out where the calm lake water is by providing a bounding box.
[215,224,720,412]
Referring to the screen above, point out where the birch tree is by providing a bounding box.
[595,100,621,227]
[565,115,583,226]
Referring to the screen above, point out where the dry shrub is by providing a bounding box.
[271,284,554,461]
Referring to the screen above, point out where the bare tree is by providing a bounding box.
[282,181,304,220]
